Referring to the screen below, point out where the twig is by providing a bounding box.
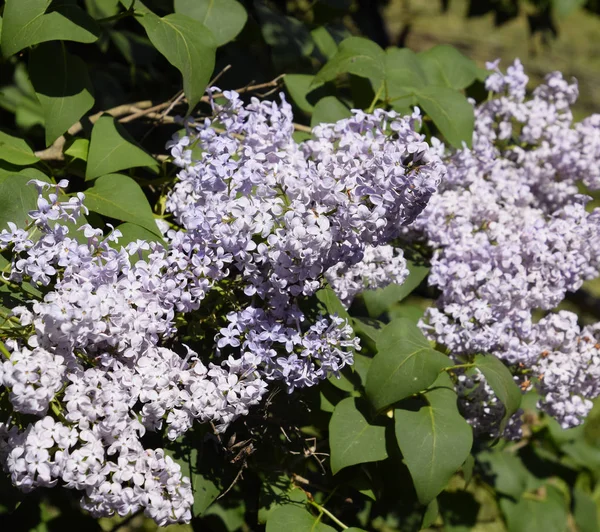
[35,101,153,161]
[208,64,232,87]
[216,464,246,501]
[293,123,312,133]
[119,100,175,124]
[34,76,287,162]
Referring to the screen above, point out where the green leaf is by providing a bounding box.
[315,285,351,321]
[573,487,599,532]
[310,96,351,127]
[347,467,376,501]
[418,45,479,90]
[313,37,385,88]
[462,454,475,486]
[115,221,164,244]
[285,74,316,114]
[329,397,388,474]
[84,0,120,19]
[415,86,474,148]
[328,368,356,393]
[562,440,600,471]
[474,354,522,435]
[84,174,162,237]
[352,353,373,386]
[1,0,100,58]
[500,485,568,532]
[385,47,426,106]
[0,174,38,230]
[387,304,425,324]
[311,26,338,60]
[165,444,221,517]
[204,501,246,530]
[64,139,90,162]
[0,63,45,130]
[422,499,439,529]
[477,450,537,499]
[137,11,216,112]
[266,505,336,532]
[85,116,158,180]
[362,259,429,318]
[394,372,473,505]
[29,42,95,146]
[366,319,450,412]
[0,131,39,166]
[258,476,308,524]
[255,1,314,64]
[351,317,383,345]
[174,0,246,47]
[552,0,586,18]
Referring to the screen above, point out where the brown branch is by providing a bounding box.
[33,75,288,162]
[293,123,312,133]
[35,101,153,161]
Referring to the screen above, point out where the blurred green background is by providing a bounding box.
[378,0,600,119]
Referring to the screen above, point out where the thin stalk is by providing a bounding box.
[308,500,348,530]
[367,83,385,114]
[0,340,11,359]
[442,363,476,372]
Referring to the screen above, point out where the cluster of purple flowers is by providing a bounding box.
[326,245,410,308]
[402,60,600,435]
[0,92,441,523]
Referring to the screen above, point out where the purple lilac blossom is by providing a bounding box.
[401,60,600,436]
[0,91,441,524]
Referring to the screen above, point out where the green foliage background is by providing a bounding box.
[0,1,599,531]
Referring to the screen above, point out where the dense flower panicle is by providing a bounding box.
[0,92,439,523]
[532,312,600,428]
[0,346,65,416]
[400,60,600,434]
[166,92,442,314]
[326,245,410,308]
[165,91,440,390]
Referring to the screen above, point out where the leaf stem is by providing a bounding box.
[308,500,348,530]
[442,363,476,372]
[367,84,385,113]
[0,340,11,359]
[97,7,135,24]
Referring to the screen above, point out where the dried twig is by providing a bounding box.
[35,101,153,161]
[34,75,288,162]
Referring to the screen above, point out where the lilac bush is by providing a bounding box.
[0,92,442,524]
[335,60,600,437]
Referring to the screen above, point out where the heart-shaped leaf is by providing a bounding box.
[313,37,385,88]
[366,318,450,411]
[84,174,162,238]
[86,116,158,180]
[174,0,247,46]
[1,0,99,58]
[137,11,216,112]
[474,354,522,435]
[394,372,473,504]
[0,131,39,166]
[329,397,388,474]
[29,41,95,146]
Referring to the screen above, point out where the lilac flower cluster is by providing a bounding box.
[165,90,441,390]
[0,91,441,523]
[403,60,600,434]
[326,245,410,308]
